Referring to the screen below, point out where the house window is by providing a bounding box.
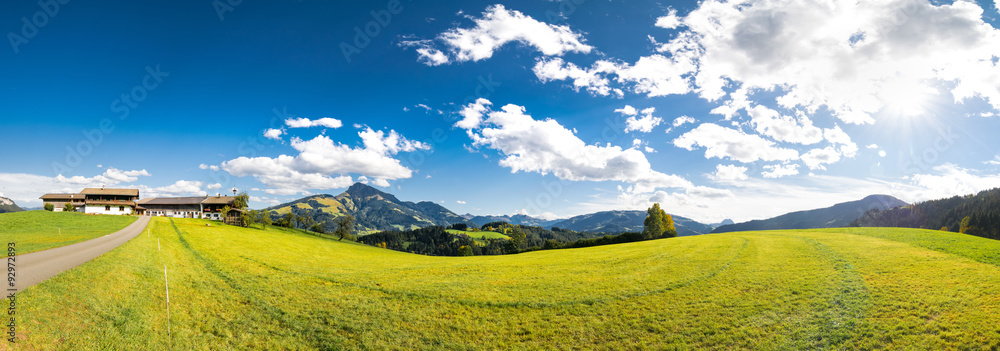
[105,205,110,211]
[119,206,125,212]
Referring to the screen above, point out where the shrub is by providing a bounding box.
[44,203,54,211]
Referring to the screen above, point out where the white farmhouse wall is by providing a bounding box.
[83,205,134,215]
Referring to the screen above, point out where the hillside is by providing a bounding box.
[0,210,137,254]
[0,196,23,213]
[10,218,1000,349]
[712,194,907,233]
[265,182,474,233]
[550,210,714,236]
[852,187,1000,239]
[466,213,558,228]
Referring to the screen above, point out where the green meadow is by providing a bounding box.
[0,210,137,254]
[6,218,1000,349]
[446,228,510,240]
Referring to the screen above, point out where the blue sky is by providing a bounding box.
[2,0,1000,223]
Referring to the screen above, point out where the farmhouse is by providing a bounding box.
[136,195,237,220]
[38,193,86,212]
[39,187,242,222]
[39,187,139,215]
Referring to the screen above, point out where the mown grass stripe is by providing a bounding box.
[240,237,750,309]
[168,219,343,350]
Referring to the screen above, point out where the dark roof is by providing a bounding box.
[40,193,80,200]
[81,188,139,197]
[138,196,208,205]
[201,196,236,205]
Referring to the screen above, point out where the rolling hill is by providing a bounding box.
[10,217,1000,349]
[851,187,1000,239]
[549,210,714,236]
[712,194,907,233]
[0,196,23,213]
[265,182,475,233]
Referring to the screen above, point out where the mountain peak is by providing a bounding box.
[345,182,387,198]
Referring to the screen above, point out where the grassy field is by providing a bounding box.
[0,210,137,254]
[6,220,1000,349]
[446,228,510,240]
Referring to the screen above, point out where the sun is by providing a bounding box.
[879,79,936,118]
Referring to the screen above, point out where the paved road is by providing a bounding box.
[11,216,151,292]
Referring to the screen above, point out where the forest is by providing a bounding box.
[851,187,1000,240]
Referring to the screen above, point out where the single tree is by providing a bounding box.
[310,221,326,234]
[244,209,258,228]
[259,211,272,229]
[334,215,355,241]
[221,205,231,224]
[233,191,250,210]
[643,203,677,239]
[44,203,54,211]
[960,216,975,234]
[457,245,474,256]
[505,227,526,254]
[63,203,75,212]
[281,212,295,228]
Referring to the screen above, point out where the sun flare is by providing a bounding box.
[880,79,936,117]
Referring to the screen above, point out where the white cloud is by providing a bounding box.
[710,164,749,181]
[263,128,285,140]
[403,5,592,66]
[801,147,842,170]
[536,0,1000,123]
[220,127,428,194]
[140,180,206,198]
[655,9,682,29]
[747,105,823,145]
[866,144,879,149]
[823,125,859,158]
[199,164,221,171]
[681,0,1000,122]
[456,200,467,204]
[644,146,656,153]
[285,117,343,129]
[456,98,492,129]
[456,99,718,196]
[673,123,799,163]
[534,54,694,98]
[762,164,799,178]
[534,58,619,96]
[207,183,223,190]
[54,167,151,187]
[614,105,638,116]
[622,107,663,133]
[250,196,283,207]
[903,163,1000,201]
[672,116,695,127]
[359,127,430,155]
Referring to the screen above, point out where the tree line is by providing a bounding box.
[357,203,678,256]
[851,187,1000,240]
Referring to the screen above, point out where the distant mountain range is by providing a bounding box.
[852,187,1000,239]
[712,195,908,233]
[266,183,475,233]
[464,214,560,228]
[548,210,714,237]
[265,183,917,239]
[0,196,23,213]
